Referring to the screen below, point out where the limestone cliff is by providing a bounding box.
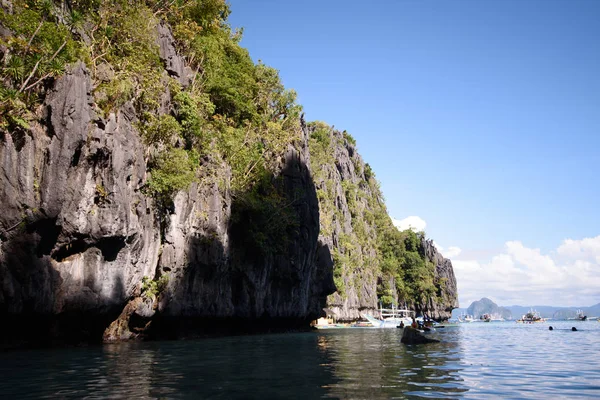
[308,125,458,321]
[419,239,460,319]
[0,63,333,344]
[0,7,333,344]
[0,1,457,346]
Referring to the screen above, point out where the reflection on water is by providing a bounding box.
[316,329,467,399]
[1,321,599,399]
[0,334,334,399]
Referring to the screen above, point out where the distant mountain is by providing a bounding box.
[466,298,512,319]
[503,303,600,320]
[587,303,600,317]
[553,309,580,320]
[453,302,600,320]
[506,305,559,319]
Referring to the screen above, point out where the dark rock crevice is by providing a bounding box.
[97,236,127,262]
[26,218,61,257]
[70,141,84,167]
[9,129,27,152]
[51,237,87,262]
[50,235,127,263]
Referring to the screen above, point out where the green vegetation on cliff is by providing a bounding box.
[1,0,298,193]
[308,123,440,309]
[1,0,302,254]
[0,0,79,131]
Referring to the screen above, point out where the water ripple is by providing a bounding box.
[1,321,599,398]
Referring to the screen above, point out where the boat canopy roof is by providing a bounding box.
[380,308,415,316]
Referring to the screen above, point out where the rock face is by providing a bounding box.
[151,125,335,336]
[313,130,380,321]
[420,239,460,320]
[0,30,333,344]
[156,22,192,87]
[0,8,457,344]
[310,126,459,322]
[103,296,156,342]
[0,63,160,343]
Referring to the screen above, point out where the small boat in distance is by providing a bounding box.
[517,309,546,323]
[490,314,505,322]
[567,309,600,321]
[458,313,475,323]
[480,313,491,322]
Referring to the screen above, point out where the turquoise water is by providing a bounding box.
[1,320,599,398]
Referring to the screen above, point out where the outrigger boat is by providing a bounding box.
[480,313,491,322]
[517,309,546,323]
[312,310,376,329]
[567,309,599,321]
[362,305,415,328]
[458,312,475,323]
[574,309,587,321]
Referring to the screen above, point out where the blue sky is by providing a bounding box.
[228,0,600,307]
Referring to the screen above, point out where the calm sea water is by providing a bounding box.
[1,320,599,399]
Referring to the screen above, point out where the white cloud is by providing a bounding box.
[557,235,600,264]
[392,216,427,232]
[392,217,461,259]
[444,246,462,258]
[433,241,462,259]
[455,236,600,308]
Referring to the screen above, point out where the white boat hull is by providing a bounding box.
[362,314,413,328]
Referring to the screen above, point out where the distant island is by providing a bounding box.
[452,297,512,320]
[452,298,600,320]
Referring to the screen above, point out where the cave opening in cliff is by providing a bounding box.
[26,218,61,258]
[52,238,88,262]
[50,236,126,263]
[96,236,126,262]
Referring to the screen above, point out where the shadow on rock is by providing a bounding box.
[0,219,128,348]
[150,149,335,339]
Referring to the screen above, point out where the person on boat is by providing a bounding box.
[411,317,418,329]
[399,321,405,329]
[424,315,433,327]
